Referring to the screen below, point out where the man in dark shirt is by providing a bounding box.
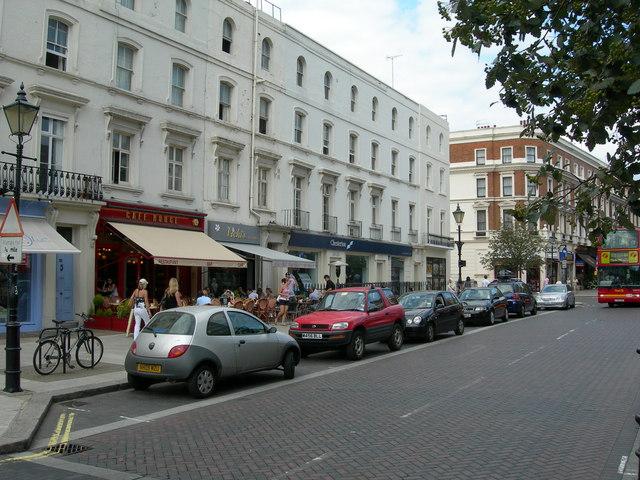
[324,274,336,291]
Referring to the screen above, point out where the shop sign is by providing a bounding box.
[207,221,260,244]
[101,205,205,231]
[289,231,412,256]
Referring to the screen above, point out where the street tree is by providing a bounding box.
[438,0,640,242]
[480,223,547,278]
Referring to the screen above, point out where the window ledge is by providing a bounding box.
[103,183,144,196]
[160,191,195,204]
[210,200,240,212]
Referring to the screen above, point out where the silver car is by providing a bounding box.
[124,306,301,398]
[535,284,576,310]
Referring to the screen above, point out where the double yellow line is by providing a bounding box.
[0,413,75,463]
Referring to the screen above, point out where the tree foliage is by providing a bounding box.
[438,0,640,241]
[480,223,547,276]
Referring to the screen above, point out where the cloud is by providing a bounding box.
[275,0,523,130]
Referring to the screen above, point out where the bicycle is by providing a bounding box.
[33,313,104,375]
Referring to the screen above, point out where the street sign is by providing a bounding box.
[0,198,24,263]
[0,198,24,236]
[0,236,22,263]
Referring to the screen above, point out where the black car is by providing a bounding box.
[397,290,464,342]
[458,287,509,325]
[489,281,537,317]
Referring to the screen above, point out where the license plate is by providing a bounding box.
[464,313,471,318]
[137,363,161,373]
[615,299,624,302]
[301,332,323,339]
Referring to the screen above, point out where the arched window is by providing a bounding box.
[350,85,358,112]
[261,38,272,70]
[296,56,305,86]
[222,19,233,53]
[391,108,398,130]
[324,71,332,100]
[409,117,414,139]
[372,97,378,121]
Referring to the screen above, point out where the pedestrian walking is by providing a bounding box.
[129,278,150,340]
[275,277,290,326]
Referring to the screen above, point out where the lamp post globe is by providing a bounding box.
[452,204,465,291]
[2,82,39,393]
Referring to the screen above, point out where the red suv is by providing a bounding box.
[288,286,406,360]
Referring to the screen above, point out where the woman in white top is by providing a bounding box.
[129,278,150,340]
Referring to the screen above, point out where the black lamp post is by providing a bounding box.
[2,83,40,393]
[548,229,556,283]
[452,203,465,291]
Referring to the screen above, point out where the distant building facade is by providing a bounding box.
[449,123,636,288]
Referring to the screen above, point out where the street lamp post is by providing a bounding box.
[1,83,40,393]
[452,204,465,291]
[548,229,556,283]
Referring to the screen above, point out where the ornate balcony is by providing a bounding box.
[322,214,337,234]
[391,226,402,242]
[348,220,362,238]
[0,161,103,201]
[370,223,383,240]
[422,233,455,248]
[281,209,309,230]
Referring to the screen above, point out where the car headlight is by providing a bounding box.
[290,321,298,328]
[331,322,349,330]
[406,316,423,326]
[474,306,487,312]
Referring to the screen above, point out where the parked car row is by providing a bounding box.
[125,282,571,399]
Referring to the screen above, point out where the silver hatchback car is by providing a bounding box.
[125,306,301,398]
[535,284,576,310]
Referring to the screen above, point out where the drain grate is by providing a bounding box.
[45,443,92,456]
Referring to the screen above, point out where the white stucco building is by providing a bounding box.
[0,0,453,330]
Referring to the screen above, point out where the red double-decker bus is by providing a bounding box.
[597,228,640,306]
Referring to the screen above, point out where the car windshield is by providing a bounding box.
[398,293,434,309]
[460,289,491,300]
[495,284,514,294]
[541,285,566,293]
[143,311,195,335]
[317,291,366,311]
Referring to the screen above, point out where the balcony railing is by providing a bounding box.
[281,209,309,230]
[391,226,401,242]
[348,220,362,238]
[408,229,418,243]
[370,223,383,240]
[0,161,103,201]
[422,233,455,248]
[322,214,337,234]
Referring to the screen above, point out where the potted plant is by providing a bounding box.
[90,294,113,329]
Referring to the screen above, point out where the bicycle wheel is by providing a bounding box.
[33,340,61,375]
[76,334,104,368]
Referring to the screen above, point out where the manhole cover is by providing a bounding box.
[45,443,92,456]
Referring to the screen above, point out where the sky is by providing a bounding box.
[271,0,613,161]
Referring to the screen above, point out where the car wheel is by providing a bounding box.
[454,316,465,336]
[570,299,575,308]
[487,310,495,326]
[517,304,525,318]
[346,330,365,360]
[127,373,152,391]
[282,350,296,379]
[187,365,216,399]
[387,323,404,351]
[425,323,435,343]
[563,300,569,310]
[531,302,537,316]
[502,308,509,322]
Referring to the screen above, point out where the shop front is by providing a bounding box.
[289,231,412,286]
[96,202,246,307]
[208,221,315,296]
[0,199,86,333]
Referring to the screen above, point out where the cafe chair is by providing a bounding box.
[233,299,244,309]
[243,299,255,313]
[256,298,269,322]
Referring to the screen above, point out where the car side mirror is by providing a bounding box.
[269,326,277,333]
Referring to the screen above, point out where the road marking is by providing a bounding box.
[619,456,628,473]
[400,377,485,418]
[556,329,576,340]
[119,416,151,423]
[0,413,74,464]
[508,346,545,366]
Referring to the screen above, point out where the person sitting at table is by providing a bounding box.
[247,288,259,300]
[221,289,235,305]
[257,288,265,299]
[308,287,322,303]
[101,278,119,297]
[237,286,247,298]
[196,288,212,305]
[265,287,274,298]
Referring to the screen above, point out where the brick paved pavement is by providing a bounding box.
[6,301,640,479]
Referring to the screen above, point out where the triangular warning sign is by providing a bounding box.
[0,199,24,237]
